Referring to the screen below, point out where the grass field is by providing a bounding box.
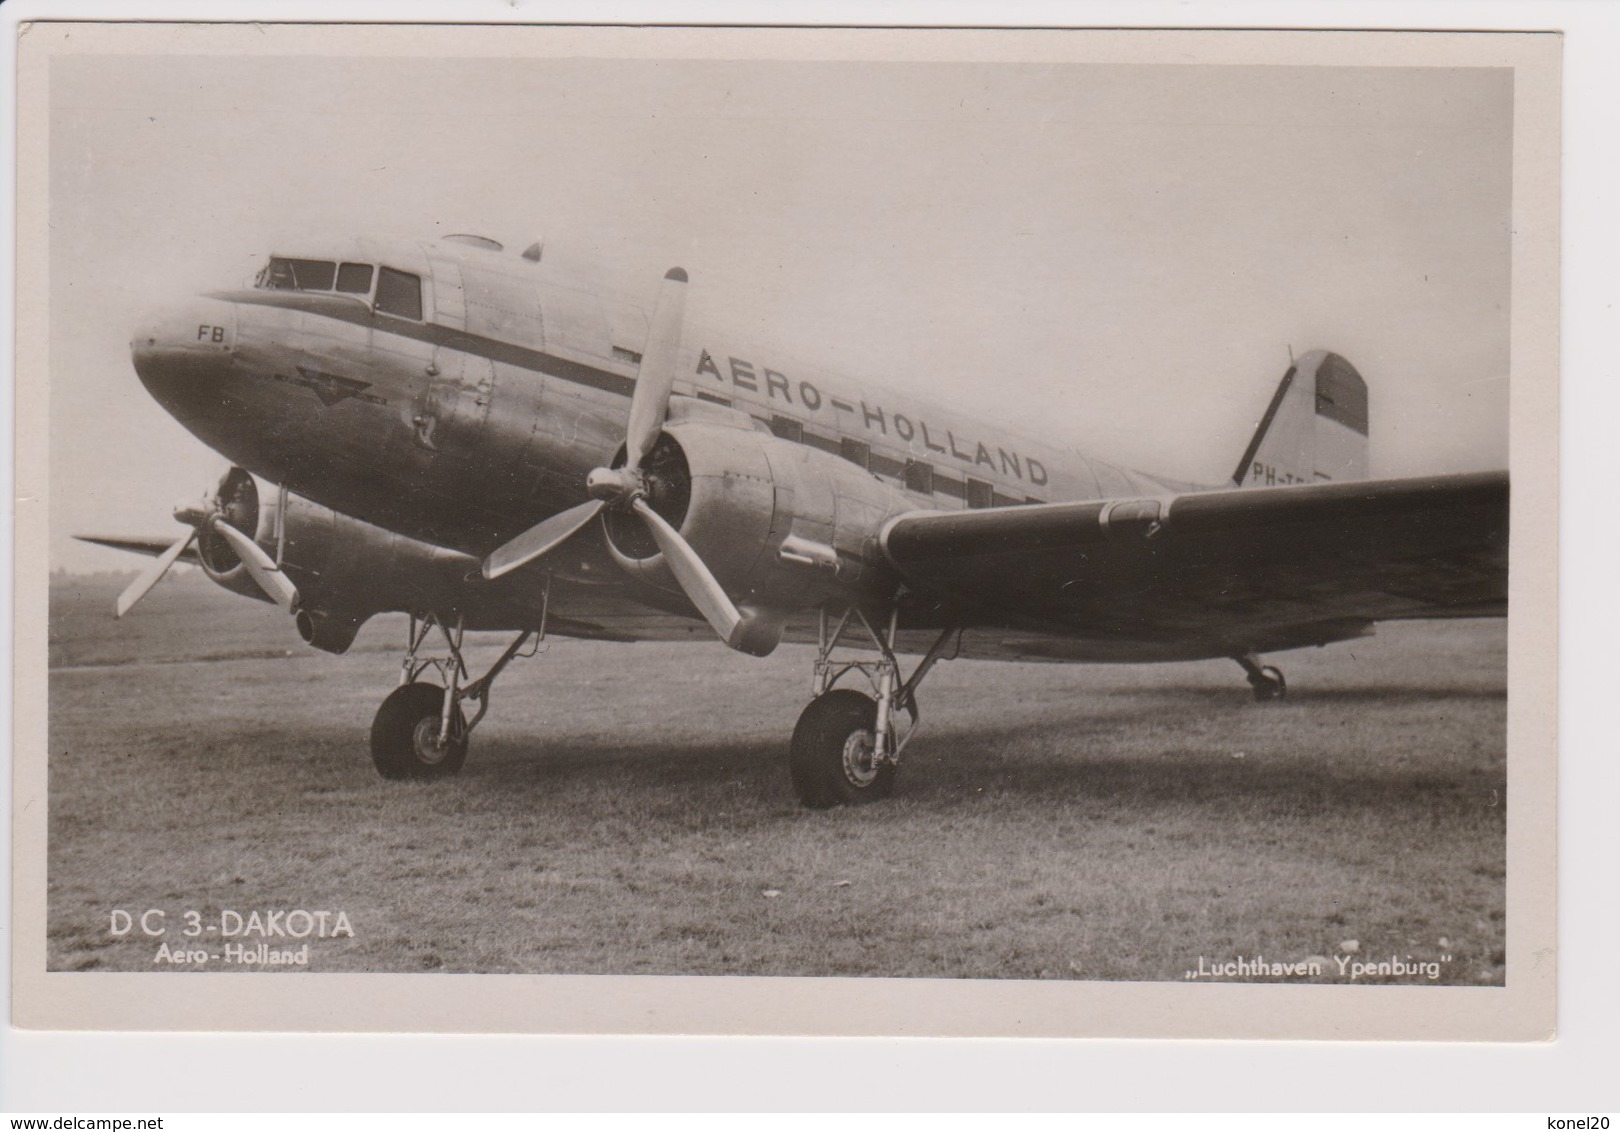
[46,571,1507,984]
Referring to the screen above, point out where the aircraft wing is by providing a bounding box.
[879,471,1507,656]
[75,534,202,566]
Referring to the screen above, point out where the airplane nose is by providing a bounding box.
[130,296,237,365]
[130,297,238,401]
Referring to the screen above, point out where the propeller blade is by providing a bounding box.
[114,529,197,618]
[630,497,746,646]
[211,519,299,612]
[623,267,688,470]
[482,498,605,581]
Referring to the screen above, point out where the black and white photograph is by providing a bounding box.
[12,22,1557,1040]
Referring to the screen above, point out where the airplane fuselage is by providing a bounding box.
[131,233,1343,663]
[136,235,1193,563]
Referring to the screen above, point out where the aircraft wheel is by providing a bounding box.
[1252,665,1287,702]
[370,682,467,780]
[789,689,895,809]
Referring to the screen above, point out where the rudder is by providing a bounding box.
[1232,350,1368,487]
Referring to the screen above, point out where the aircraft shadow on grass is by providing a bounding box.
[188,711,1505,821]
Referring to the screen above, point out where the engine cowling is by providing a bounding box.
[191,466,277,603]
[601,416,913,623]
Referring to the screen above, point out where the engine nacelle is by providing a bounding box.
[602,418,913,624]
[200,467,486,652]
[272,492,484,651]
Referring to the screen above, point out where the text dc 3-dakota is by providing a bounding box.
[86,233,1508,807]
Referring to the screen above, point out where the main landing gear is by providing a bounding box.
[1234,653,1287,702]
[790,605,960,809]
[369,609,543,779]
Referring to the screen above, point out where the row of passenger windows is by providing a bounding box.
[900,456,1034,507]
[257,258,423,321]
[764,413,1037,508]
[252,264,1034,509]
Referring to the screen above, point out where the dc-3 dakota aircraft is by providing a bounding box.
[88,233,1509,807]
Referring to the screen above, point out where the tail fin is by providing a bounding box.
[1232,350,1369,487]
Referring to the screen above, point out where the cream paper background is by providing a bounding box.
[11,19,1557,1051]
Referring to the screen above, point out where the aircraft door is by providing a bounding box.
[407,251,477,455]
[413,347,495,461]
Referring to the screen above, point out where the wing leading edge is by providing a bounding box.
[75,534,204,565]
[879,471,1507,658]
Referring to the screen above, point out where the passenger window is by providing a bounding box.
[903,459,935,495]
[375,267,423,320]
[966,479,994,509]
[840,438,870,470]
[769,415,804,443]
[335,263,374,294]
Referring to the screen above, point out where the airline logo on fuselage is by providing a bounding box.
[272,365,385,408]
[695,349,1047,486]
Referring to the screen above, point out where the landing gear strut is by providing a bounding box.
[1235,653,1287,702]
[370,600,544,780]
[789,604,959,808]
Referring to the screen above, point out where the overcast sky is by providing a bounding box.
[46,49,1511,571]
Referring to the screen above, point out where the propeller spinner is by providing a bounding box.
[481,268,753,651]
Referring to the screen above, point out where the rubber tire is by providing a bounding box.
[789,689,896,809]
[370,682,467,780]
[1251,665,1287,702]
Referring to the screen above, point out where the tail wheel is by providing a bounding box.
[370,682,467,779]
[1252,665,1287,702]
[789,689,895,809]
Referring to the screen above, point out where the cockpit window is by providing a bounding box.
[255,255,418,318]
[335,263,373,294]
[260,258,337,291]
[375,266,423,321]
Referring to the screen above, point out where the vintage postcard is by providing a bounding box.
[11,21,1558,1039]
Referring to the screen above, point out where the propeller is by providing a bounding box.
[209,515,299,612]
[630,497,743,644]
[115,528,197,618]
[114,469,300,617]
[480,496,603,581]
[482,268,756,651]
